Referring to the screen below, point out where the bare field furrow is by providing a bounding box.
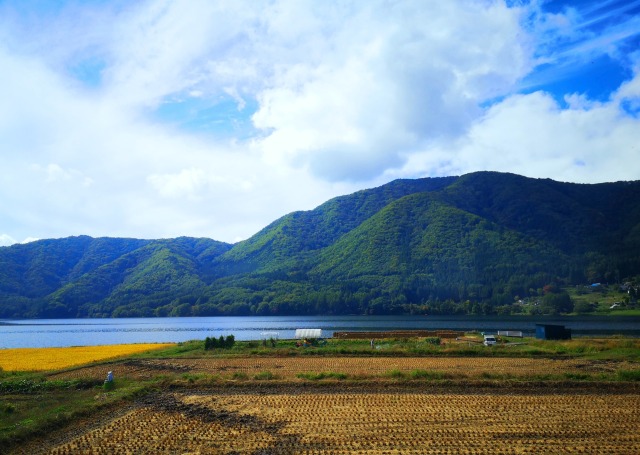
[46,356,637,381]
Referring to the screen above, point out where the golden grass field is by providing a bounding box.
[0,344,173,371]
[38,390,640,454]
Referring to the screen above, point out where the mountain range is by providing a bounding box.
[1,171,639,318]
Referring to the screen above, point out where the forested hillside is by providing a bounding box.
[1,172,639,318]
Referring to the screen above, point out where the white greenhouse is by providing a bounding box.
[295,328,323,339]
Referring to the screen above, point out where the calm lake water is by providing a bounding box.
[1,315,639,348]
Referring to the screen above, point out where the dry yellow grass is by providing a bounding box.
[0,344,174,372]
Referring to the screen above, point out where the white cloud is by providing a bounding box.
[103,0,217,108]
[398,69,640,183]
[0,234,17,247]
[252,0,532,181]
[32,163,94,187]
[0,36,346,243]
[148,168,207,199]
[0,234,36,247]
[615,60,640,108]
[0,0,638,245]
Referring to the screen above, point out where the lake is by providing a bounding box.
[1,315,639,348]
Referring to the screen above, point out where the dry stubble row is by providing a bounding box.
[44,392,640,454]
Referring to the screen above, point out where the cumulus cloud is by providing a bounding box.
[148,168,207,199]
[252,1,531,181]
[459,92,640,182]
[0,0,638,245]
[615,60,640,112]
[397,66,640,183]
[0,234,17,247]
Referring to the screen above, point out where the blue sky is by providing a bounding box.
[1,0,639,246]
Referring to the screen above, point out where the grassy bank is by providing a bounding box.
[0,375,150,451]
[134,334,640,360]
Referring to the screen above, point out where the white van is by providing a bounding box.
[483,335,497,346]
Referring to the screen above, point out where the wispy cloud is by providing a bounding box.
[518,0,640,92]
[578,0,640,29]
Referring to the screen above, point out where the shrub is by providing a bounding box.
[204,334,235,350]
[296,372,348,380]
[254,371,277,380]
[385,369,406,379]
[225,335,235,349]
[3,403,16,414]
[563,372,591,381]
[617,370,640,381]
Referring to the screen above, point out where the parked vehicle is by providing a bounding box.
[483,335,497,346]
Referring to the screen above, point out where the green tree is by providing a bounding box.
[573,301,593,314]
[225,335,235,349]
[542,292,573,314]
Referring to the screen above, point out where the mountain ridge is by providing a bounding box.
[1,171,639,318]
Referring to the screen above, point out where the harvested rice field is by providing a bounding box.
[16,386,640,455]
[5,341,640,454]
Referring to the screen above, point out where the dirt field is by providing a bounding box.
[46,355,634,381]
[12,384,640,455]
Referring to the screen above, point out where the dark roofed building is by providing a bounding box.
[535,324,571,340]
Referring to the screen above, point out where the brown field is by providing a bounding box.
[15,386,640,455]
[47,355,635,381]
[6,351,640,454]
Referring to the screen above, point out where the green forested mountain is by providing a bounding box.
[1,172,639,318]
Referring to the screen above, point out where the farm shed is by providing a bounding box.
[535,324,571,340]
[295,328,323,339]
